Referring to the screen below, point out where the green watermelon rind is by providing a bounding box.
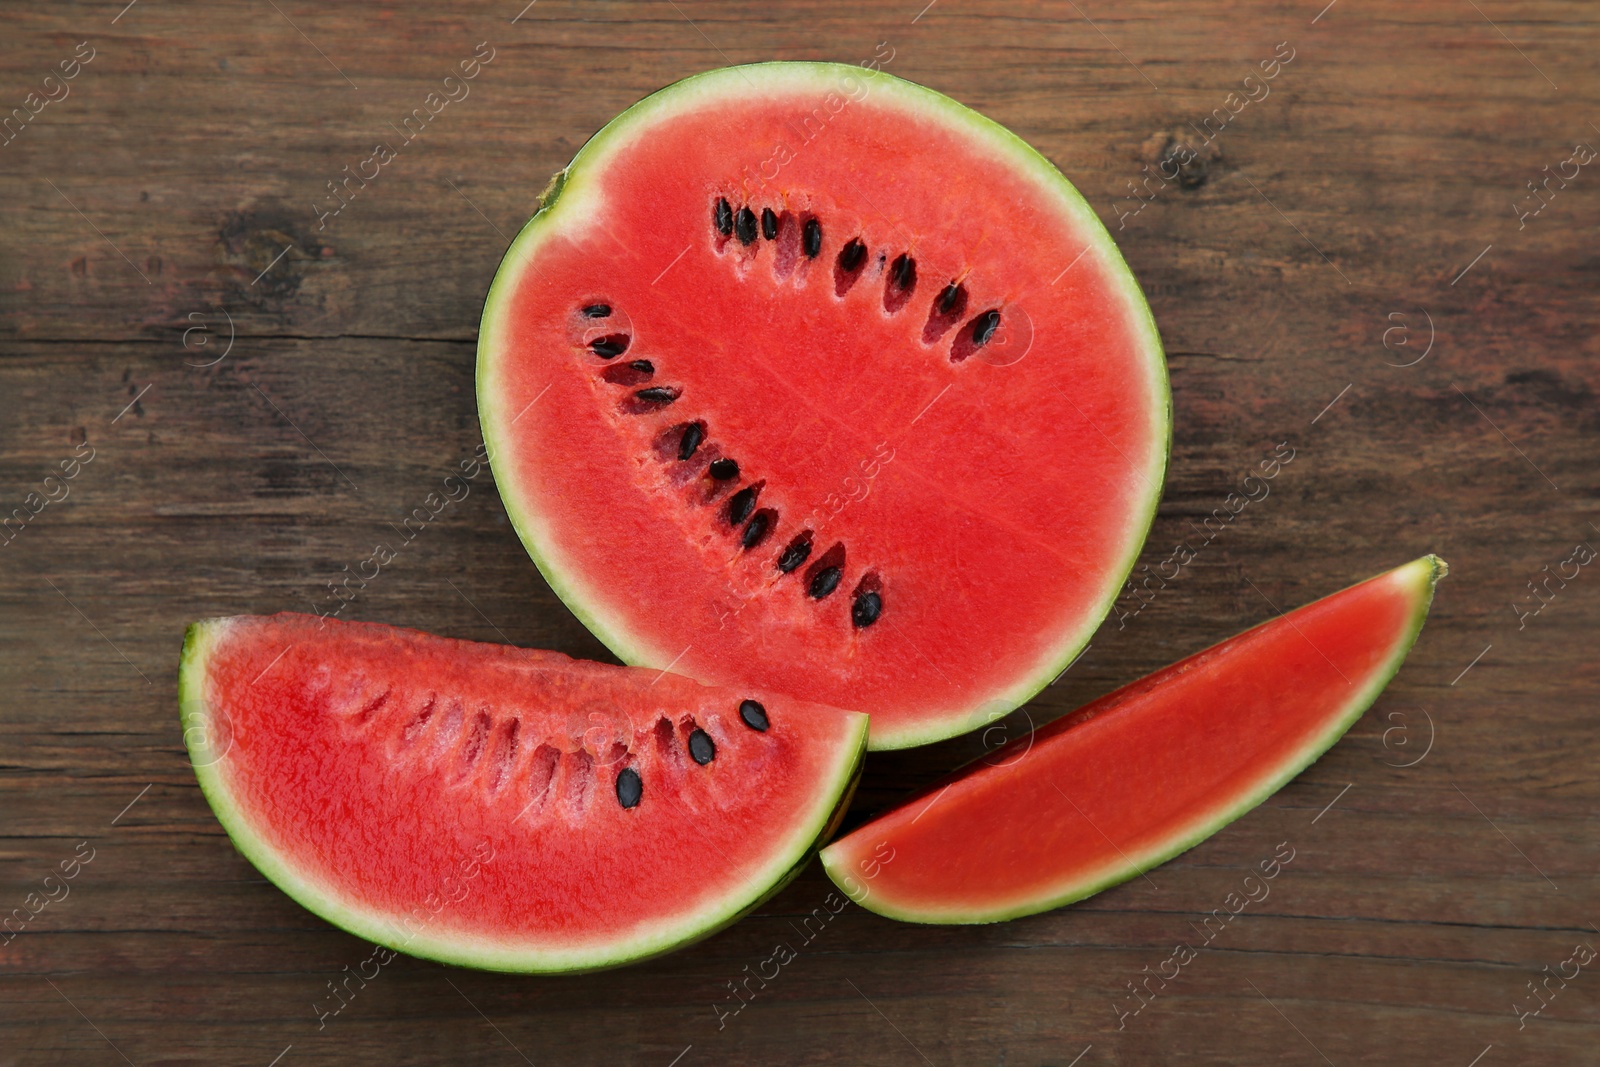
[819,555,1446,923]
[178,617,869,973]
[476,62,1170,752]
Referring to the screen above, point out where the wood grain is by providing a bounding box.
[2,1,1596,1064]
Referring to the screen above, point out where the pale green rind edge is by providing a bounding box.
[179,617,869,972]
[475,62,1170,752]
[819,555,1447,923]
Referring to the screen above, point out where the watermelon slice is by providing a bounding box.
[477,63,1169,750]
[178,614,867,971]
[819,556,1445,923]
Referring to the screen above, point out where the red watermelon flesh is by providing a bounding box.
[478,63,1169,750]
[179,614,866,971]
[820,557,1445,922]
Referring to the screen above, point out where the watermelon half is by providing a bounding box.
[820,556,1445,922]
[178,614,867,971]
[477,63,1169,750]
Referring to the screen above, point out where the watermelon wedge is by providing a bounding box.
[179,614,867,971]
[477,62,1169,750]
[819,556,1445,923]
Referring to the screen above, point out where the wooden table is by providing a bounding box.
[3,1,1595,1063]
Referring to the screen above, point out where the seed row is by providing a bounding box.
[714,196,826,261]
[612,701,772,811]
[575,299,885,630]
[378,691,766,817]
[712,196,1006,362]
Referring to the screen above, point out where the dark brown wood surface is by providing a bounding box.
[2,1,1596,1064]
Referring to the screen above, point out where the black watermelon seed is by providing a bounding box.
[938,283,964,314]
[891,254,917,291]
[727,486,757,525]
[714,198,733,236]
[688,728,716,765]
[761,208,778,240]
[741,510,772,550]
[839,238,867,273]
[635,386,678,405]
[809,566,843,599]
[629,360,654,374]
[735,207,758,245]
[802,218,822,258]
[777,534,812,574]
[678,423,704,461]
[973,309,1002,346]
[739,699,769,732]
[727,487,757,525]
[591,335,629,358]
[616,767,642,808]
[582,303,612,318]
[709,458,739,480]
[852,589,883,628]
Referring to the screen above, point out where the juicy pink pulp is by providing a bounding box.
[194,614,862,954]
[822,559,1438,919]
[484,67,1165,746]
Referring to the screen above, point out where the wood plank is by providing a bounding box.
[2,0,1596,1063]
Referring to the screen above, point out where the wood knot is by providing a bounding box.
[1138,130,1221,190]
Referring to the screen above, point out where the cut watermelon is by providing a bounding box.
[178,614,866,971]
[477,63,1169,750]
[819,557,1445,923]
